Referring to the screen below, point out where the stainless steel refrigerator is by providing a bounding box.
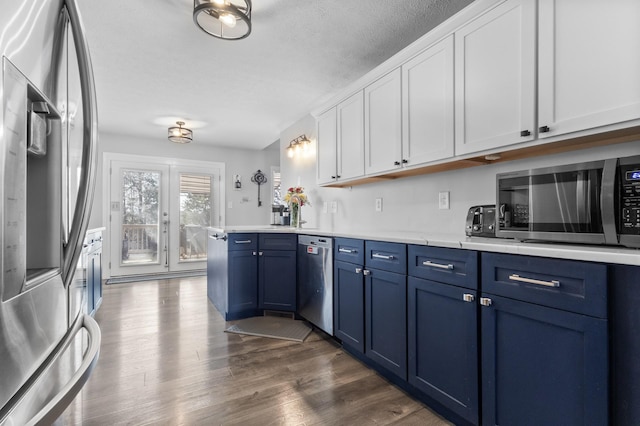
[0,1,100,424]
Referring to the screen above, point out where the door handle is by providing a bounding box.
[339,248,356,254]
[235,240,252,244]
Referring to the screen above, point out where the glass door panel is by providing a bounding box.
[178,173,211,262]
[110,162,169,277]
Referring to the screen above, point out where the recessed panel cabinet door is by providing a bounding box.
[402,35,454,167]
[316,107,337,184]
[334,260,365,353]
[259,250,296,311]
[365,268,407,380]
[228,250,258,313]
[538,0,640,138]
[364,68,402,175]
[408,277,478,424]
[455,0,536,155]
[481,294,608,426]
[337,91,364,181]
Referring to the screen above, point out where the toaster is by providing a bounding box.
[465,205,497,237]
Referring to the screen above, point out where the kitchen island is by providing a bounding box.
[207,225,640,425]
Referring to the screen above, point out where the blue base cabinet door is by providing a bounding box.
[259,250,296,311]
[408,277,478,424]
[365,268,407,380]
[228,250,258,314]
[334,260,365,353]
[481,294,608,426]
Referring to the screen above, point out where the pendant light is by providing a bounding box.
[193,0,252,40]
[168,121,193,144]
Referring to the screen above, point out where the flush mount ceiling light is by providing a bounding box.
[286,134,311,158]
[168,121,193,144]
[193,0,252,40]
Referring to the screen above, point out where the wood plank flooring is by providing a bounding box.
[58,277,451,425]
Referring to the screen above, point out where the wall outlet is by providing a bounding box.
[322,201,328,214]
[330,201,338,214]
[375,198,383,212]
[438,191,450,210]
[227,201,233,209]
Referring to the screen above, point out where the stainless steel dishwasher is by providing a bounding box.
[297,235,333,335]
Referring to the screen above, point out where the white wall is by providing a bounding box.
[281,114,640,236]
[88,132,280,230]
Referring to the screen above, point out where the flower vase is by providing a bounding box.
[290,203,299,228]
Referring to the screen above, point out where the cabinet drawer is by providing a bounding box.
[228,233,258,251]
[365,240,406,274]
[408,245,478,290]
[259,233,297,251]
[335,238,364,264]
[481,253,607,318]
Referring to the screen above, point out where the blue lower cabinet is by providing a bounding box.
[408,277,478,424]
[259,250,296,311]
[481,293,608,426]
[365,268,407,380]
[334,260,365,353]
[228,250,259,314]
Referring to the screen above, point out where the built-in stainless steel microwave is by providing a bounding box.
[496,155,640,248]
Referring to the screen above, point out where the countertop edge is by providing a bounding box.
[207,226,640,266]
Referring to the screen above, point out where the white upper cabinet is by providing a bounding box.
[538,0,640,138]
[337,91,365,180]
[454,0,536,155]
[316,107,337,184]
[402,35,455,166]
[365,68,402,175]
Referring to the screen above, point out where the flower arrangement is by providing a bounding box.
[284,186,310,206]
[284,186,309,227]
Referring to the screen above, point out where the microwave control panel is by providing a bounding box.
[620,163,640,234]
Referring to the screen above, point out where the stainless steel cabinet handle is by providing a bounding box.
[509,274,560,288]
[235,240,252,244]
[258,251,263,256]
[252,251,257,256]
[463,294,475,302]
[355,268,362,274]
[372,253,394,260]
[363,269,371,276]
[339,248,356,253]
[479,297,492,306]
[423,260,454,270]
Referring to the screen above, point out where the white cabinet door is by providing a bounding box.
[455,0,536,155]
[316,107,337,184]
[402,35,454,167]
[538,0,640,138]
[365,68,402,175]
[337,91,365,180]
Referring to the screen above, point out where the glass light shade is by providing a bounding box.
[168,121,193,144]
[287,145,294,158]
[193,0,251,40]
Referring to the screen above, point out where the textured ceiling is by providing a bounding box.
[78,0,473,150]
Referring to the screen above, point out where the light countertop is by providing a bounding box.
[207,225,640,266]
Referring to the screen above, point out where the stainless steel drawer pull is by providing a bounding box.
[423,260,454,270]
[372,253,394,260]
[339,248,356,253]
[509,274,560,288]
[363,269,371,276]
[355,268,362,274]
[234,240,252,244]
[463,294,475,302]
[480,297,492,306]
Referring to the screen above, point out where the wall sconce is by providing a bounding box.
[234,174,242,189]
[286,134,311,158]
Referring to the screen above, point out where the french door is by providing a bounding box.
[107,155,223,278]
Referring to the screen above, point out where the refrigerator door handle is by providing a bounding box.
[3,314,101,426]
[61,0,99,288]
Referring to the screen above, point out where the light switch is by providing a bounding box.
[375,198,382,212]
[330,201,338,214]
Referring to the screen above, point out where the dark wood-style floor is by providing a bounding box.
[59,277,451,425]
